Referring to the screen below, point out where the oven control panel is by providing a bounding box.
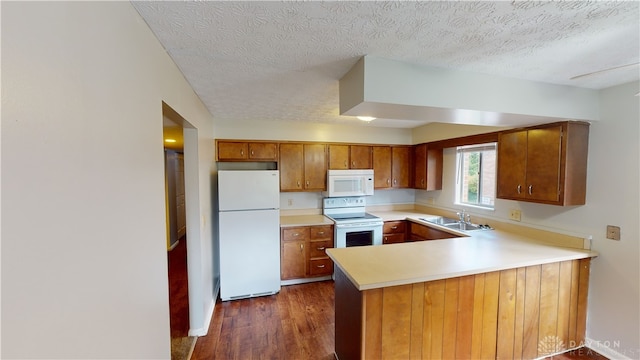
[323,196,366,209]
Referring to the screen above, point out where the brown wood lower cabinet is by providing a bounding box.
[408,221,459,241]
[334,258,591,360]
[383,221,406,244]
[281,225,333,281]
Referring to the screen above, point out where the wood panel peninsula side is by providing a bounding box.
[326,230,598,360]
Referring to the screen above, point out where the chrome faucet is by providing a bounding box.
[456,209,471,224]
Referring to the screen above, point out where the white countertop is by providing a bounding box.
[326,212,598,291]
[280,214,334,227]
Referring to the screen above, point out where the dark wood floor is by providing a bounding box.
[168,237,190,338]
[192,281,335,360]
[189,280,606,360]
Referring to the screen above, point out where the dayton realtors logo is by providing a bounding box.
[538,335,567,356]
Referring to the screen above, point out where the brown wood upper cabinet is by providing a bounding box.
[413,144,443,190]
[372,146,411,189]
[497,121,589,206]
[391,146,411,188]
[279,143,327,192]
[372,146,392,188]
[216,140,278,161]
[328,144,372,169]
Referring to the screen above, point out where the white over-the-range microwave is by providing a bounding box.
[324,169,374,197]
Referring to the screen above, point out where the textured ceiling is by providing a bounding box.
[133,1,640,129]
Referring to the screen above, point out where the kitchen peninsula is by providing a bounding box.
[326,217,598,360]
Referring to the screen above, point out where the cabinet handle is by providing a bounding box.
[391,226,398,230]
[517,185,522,194]
[317,247,325,251]
[250,150,254,156]
[300,244,304,251]
[393,178,397,185]
[421,179,425,186]
[387,179,390,185]
[297,180,301,187]
[293,233,299,236]
[306,180,310,187]
[344,160,348,167]
[316,264,326,268]
[528,185,533,195]
[240,150,244,156]
[317,231,324,235]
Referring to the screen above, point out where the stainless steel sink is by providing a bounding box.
[421,217,486,232]
[442,222,481,231]
[421,216,459,225]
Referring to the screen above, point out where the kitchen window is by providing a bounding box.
[455,143,496,209]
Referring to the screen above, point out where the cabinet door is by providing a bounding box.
[350,145,372,169]
[426,147,443,191]
[373,146,392,188]
[279,143,304,191]
[328,144,350,169]
[526,125,562,202]
[217,141,248,160]
[303,144,327,191]
[413,144,427,189]
[497,130,527,199]
[281,240,306,280]
[391,146,411,188]
[248,142,278,161]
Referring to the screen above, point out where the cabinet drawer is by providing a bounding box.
[383,233,405,244]
[282,227,310,241]
[309,258,333,276]
[383,221,406,234]
[309,240,332,258]
[310,225,333,240]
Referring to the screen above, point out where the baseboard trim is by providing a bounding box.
[281,275,332,286]
[585,337,634,360]
[188,296,216,337]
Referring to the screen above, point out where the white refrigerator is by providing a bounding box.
[218,170,281,301]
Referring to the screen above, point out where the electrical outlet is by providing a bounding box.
[287,199,293,206]
[606,225,621,240]
[509,209,522,221]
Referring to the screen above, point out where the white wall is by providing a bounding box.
[1,2,215,359]
[215,120,413,145]
[584,82,639,358]
[416,81,640,357]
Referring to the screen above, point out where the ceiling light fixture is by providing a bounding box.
[357,116,376,122]
[165,139,177,143]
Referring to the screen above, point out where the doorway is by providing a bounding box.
[163,104,196,359]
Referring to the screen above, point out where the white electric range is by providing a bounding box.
[322,196,383,248]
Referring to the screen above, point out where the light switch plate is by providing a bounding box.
[606,225,621,240]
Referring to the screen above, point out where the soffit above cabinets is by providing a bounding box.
[339,56,600,128]
[133,1,639,129]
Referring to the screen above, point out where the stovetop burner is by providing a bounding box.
[322,196,382,224]
[326,212,380,222]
